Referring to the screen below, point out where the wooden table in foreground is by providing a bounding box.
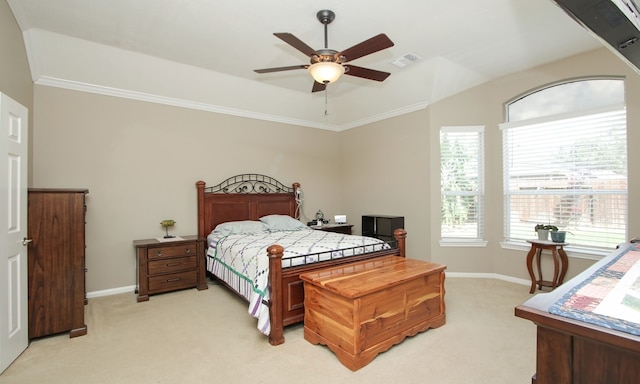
[515,304,640,383]
[300,256,446,371]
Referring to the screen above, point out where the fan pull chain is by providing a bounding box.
[324,87,329,118]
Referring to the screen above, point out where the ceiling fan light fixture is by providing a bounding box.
[254,10,394,92]
[308,62,345,84]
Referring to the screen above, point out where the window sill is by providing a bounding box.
[500,240,612,261]
[439,239,488,247]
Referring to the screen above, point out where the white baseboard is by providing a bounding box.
[86,274,530,300]
[445,272,530,286]
[87,285,136,299]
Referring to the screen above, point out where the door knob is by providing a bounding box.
[22,237,32,246]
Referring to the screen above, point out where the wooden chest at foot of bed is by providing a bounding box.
[300,256,446,371]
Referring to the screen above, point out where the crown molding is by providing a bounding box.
[35,76,339,130]
[338,101,429,131]
[35,76,428,131]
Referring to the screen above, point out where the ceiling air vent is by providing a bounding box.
[391,53,421,68]
[552,0,640,74]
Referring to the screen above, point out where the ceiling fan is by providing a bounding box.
[254,10,394,93]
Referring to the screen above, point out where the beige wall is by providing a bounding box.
[0,0,33,181]
[0,1,32,108]
[340,110,430,261]
[32,87,343,292]
[343,47,640,283]
[29,47,640,293]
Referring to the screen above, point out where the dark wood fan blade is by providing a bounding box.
[274,33,317,57]
[344,65,390,82]
[339,34,394,63]
[254,65,308,74]
[312,81,326,93]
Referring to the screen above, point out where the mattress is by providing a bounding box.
[206,227,390,335]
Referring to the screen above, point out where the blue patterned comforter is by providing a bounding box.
[549,242,640,336]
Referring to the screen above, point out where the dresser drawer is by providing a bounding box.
[148,255,197,275]
[147,243,197,259]
[148,270,198,293]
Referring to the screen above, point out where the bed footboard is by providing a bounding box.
[266,228,407,346]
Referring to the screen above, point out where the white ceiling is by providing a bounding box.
[7,0,603,130]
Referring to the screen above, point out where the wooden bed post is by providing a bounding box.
[394,228,407,258]
[267,244,285,346]
[196,181,206,239]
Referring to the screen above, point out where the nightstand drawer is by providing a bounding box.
[148,255,197,275]
[147,243,197,259]
[148,270,198,292]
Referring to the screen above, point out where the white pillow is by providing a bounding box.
[212,220,268,236]
[259,215,307,231]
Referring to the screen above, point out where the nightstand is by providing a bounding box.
[310,224,353,235]
[134,235,208,302]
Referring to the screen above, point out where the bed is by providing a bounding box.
[196,174,407,346]
[515,241,640,383]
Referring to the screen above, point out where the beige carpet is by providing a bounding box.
[0,277,537,384]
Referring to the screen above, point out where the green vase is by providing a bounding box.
[550,231,566,243]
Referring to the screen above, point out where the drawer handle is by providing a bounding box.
[184,248,191,253]
[156,251,162,257]
[166,278,181,282]
[166,262,182,267]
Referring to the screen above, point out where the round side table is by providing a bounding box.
[525,240,569,294]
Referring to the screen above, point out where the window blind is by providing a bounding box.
[440,126,484,240]
[502,106,627,250]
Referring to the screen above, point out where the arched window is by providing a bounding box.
[501,78,627,251]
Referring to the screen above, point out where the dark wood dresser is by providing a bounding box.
[134,236,208,302]
[27,188,88,339]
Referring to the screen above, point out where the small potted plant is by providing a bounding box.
[535,224,558,240]
[549,227,569,243]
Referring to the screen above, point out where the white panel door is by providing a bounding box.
[0,92,28,374]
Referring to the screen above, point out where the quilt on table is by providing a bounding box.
[206,227,390,335]
[549,242,640,336]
